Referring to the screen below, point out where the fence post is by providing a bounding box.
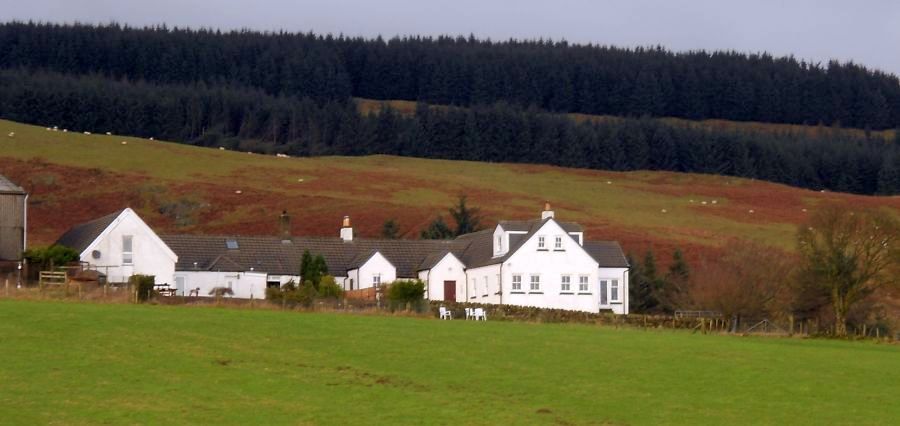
[4,278,7,297]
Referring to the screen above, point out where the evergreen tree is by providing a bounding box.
[448,195,482,236]
[420,216,454,240]
[381,219,400,239]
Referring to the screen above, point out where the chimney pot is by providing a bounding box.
[279,211,291,241]
[541,202,555,220]
[340,216,353,241]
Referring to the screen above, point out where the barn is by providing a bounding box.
[0,175,27,264]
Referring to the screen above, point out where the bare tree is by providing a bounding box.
[796,206,900,336]
[690,240,795,331]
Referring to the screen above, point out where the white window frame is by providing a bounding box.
[578,275,589,292]
[611,279,620,302]
[554,236,563,250]
[529,275,541,291]
[372,274,381,287]
[560,275,571,292]
[512,274,522,291]
[483,276,489,297]
[537,236,546,249]
[122,235,134,265]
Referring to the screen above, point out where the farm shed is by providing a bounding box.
[0,175,27,262]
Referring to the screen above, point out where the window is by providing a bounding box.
[122,235,133,265]
[483,276,489,297]
[560,275,571,292]
[611,279,620,302]
[225,239,238,249]
[537,236,546,249]
[512,274,522,291]
[373,275,381,287]
[579,275,589,292]
[349,279,354,290]
[470,278,476,299]
[600,280,608,305]
[530,275,541,291]
[496,236,502,251]
[554,236,563,250]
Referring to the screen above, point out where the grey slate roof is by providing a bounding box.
[55,209,124,253]
[499,219,582,233]
[156,217,628,277]
[160,234,467,278]
[0,175,26,195]
[583,241,630,268]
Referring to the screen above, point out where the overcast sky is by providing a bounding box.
[3,0,900,75]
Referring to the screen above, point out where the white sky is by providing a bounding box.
[3,0,900,75]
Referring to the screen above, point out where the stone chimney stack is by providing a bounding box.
[340,216,353,242]
[541,201,555,220]
[279,210,292,242]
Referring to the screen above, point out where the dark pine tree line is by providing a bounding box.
[1,69,897,195]
[2,21,900,129]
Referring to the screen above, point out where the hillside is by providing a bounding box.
[2,119,899,266]
[2,301,898,424]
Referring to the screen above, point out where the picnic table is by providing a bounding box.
[154,283,177,297]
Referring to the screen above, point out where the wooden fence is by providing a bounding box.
[344,287,377,301]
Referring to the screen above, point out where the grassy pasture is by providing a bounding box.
[0,300,898,425]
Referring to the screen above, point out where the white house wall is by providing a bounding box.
[81,210,176,285]
[464,264,501,304]
[500,220,608,313]
[420,254,466,302]
[598,267,629,315]
[355,252,396,289]
[175,271,268,299]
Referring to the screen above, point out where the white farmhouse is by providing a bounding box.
[55,208,177,285]
[56,204,629,313]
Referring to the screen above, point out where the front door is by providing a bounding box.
[443,281,456,302]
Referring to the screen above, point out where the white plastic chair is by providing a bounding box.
[465,307,472,320]
[474,308,486,321]
[439,306,452,320]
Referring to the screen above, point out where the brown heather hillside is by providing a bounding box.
[3,117,899,316]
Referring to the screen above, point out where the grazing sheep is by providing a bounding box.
[235,190,242,194]
[84,131,91,135]
[219,147,225,150]
[711,200,718,204]
[661,209,667,213]
[7,132,14,137]
[701,201,707,205]
[748,209,755,214]
[121,141,128,145]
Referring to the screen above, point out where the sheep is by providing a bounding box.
[661,209,667,213]
[711,200,718,204]
[7,132,14,138]
[748,209,755,214]
[219,147,225,150]
[105,132,112,135]
[234,190,242,194]
[121,141,128,145]
[83,131,91,135]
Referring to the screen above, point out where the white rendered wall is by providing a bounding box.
[175,271,268,299]
[420,254,466,302]
[80,210,176,285]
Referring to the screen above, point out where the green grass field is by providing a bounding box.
[0,300,897,425]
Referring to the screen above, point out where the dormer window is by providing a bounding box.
[554,236,563,250]
[496,236,502,252]
[537,236,546,250]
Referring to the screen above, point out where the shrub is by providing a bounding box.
[208,287,235,297]
[386,280,426,311]
[129,274,156,302]
[23,245,80,270]
[318,275,344,299]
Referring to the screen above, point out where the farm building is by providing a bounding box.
[0,174,27,263]
[56,204,630,314]
[55,208,177,285]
